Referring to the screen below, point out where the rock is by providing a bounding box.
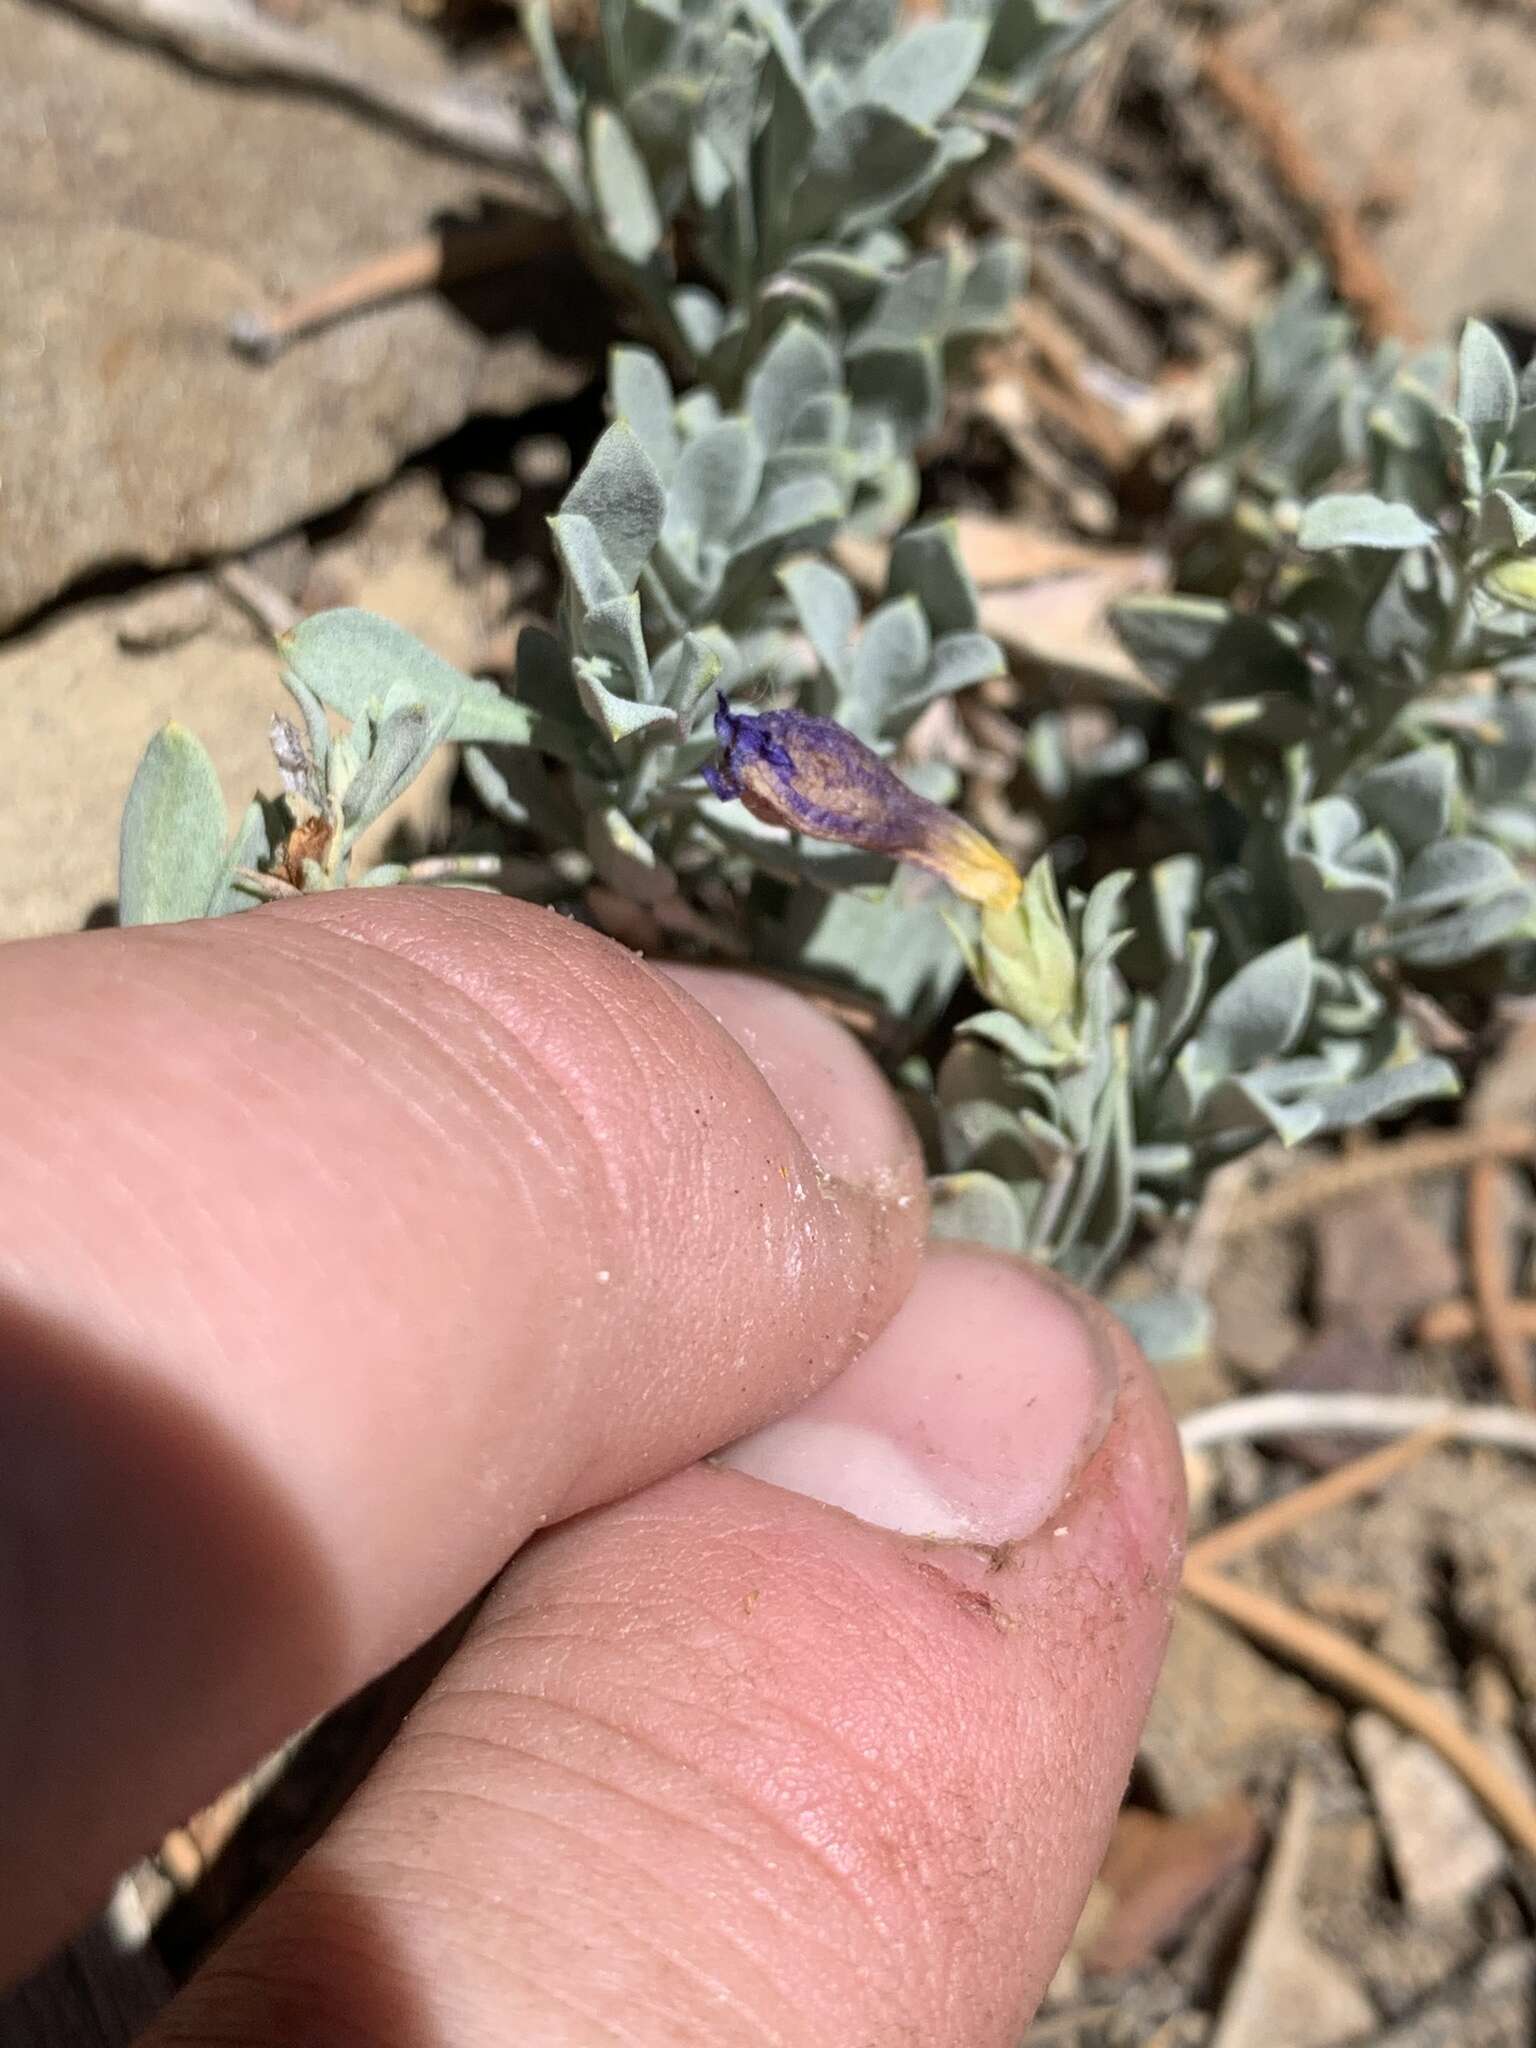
[1139,1605,1340,1816]
[1349,1712,1506,1916]
[1083,1795,1263,1975]
[1442,1453,1536,1701]
[0,0,591,630]
[1368,1941,1535,2048]
[1231,2,1536,338]
[0,476,499,939]
[1219,1921,1376,2048]
[1313,1186,1461,1343]
[1206,1222,1308,1381]
[1272,1324,1412,1472]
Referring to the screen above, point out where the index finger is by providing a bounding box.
[0,890,925,1982]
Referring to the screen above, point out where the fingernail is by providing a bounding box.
[717,1246,1118,1544]
[659,966,921,1196]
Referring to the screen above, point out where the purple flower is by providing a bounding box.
[704,696,1022,911]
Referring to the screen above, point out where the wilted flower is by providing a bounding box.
[705,696,1023,911]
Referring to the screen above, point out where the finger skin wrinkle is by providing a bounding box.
[386,1704,886,2010]
[332,1770,803,2047]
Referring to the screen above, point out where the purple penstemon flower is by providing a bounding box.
[704,695,1022,912]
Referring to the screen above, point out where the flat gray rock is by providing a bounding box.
[1,0,588,629]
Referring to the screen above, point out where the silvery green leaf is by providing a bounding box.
[1353,745,1457,856]
[1197,1075,1326,1147]
[1391,835,1522,915]
[1457,318,1520,450]
[1311,1056,1460,1133]
[1147,855,1203,963]
[464,744,581,844]
[863,121,984,235]
[281,667,331,782]
[801,0,900,73]
[783,106,942,244]
[1110,597,1305,696]
[886,517,978,634]
[561,423,666,590]
[898,629,1003,708]
[928,1171,1027,1252]
[651,630,724,722]
[573,661,679,744]
[119,723,229,926]
[726,471,845,557]
[785,249,893,314]
[581,593,655,699]
[588,106,664,264]
[523,0,579,128]
[1112,1289,1212,1367]
[1436,410,1484,500]
[779,557,859,682]
[1378,888,1533,966]
[958,1007,1061,1069]
[672,287,726,360]
[340,696,457,837]
[585,805,676,903]
[1189,935,1314,1071]
[847,594,930,725]
[1148,927,1214,1069]
[700,30,761,175]
[610,347,680,480]
[850,339,943,446]
[550,510,629,612]
[859,18,987,124]
[282,609,476,730]
[1053,1063,1132,1265]
[759,873,965,1046]
[208,798,274,918]
[665,419,766,550]
[1480,487,1536,551]
[745,320,841,448]
[949,239,1024,338]
[359,864,410,886]
[689,131,731,209]
[1288,847,1397,943]
[979,0,1116,93]
[848,252,955,356]
[1296,493,1438,551]
[1297,794,1366,861]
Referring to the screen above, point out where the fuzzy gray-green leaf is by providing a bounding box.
[1457,318,1520,451]
[588,106,665,263]
[1296,493,1438,551]
[119,724,229,926]
[562,423,667,591]
[610,346,680,479]
[780,557,859,682]
[860,19,987,126]
[886,517,978,635]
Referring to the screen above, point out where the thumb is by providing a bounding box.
[146,1248,1184,2048]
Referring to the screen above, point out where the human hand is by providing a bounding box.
[0,891,1183,2044]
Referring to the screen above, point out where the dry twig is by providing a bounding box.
[1221,1123,1536,1237]
[1419,1295,1536,1345]
[1466,1154,1536,1408]
[1017,140,1255,330]
[1181,1391,1536,1460]
[230,217,557,359]
[1185,1420,1454,1573]
[1182,1563,1536,1863]
[1206,1771,1318,2048]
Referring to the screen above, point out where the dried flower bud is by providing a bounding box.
[705,696,1022,911]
